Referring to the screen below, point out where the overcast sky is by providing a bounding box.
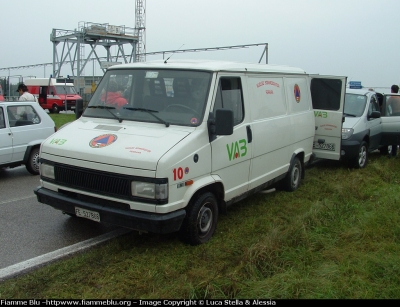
[0,0,399,91]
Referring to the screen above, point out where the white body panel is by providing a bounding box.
[34,60,345,238]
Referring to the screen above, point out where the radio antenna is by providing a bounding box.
[164,44,184,64]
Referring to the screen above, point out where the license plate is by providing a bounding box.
[75,207,100,222]
[313,142,335,151]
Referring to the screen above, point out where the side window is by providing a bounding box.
[213,77,244,125]
[311,78,342,110]
[7,105,41,127]
[0,108,5,129]
[369,96,379,115]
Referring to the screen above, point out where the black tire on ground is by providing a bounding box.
[52,104,60,114]
[180,192,219,245]
[278,156,302,192]
[350,141,368,169]
[25,147,40,175]
[379,145,393,155]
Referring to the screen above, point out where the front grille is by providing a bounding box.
[54,164,132,199]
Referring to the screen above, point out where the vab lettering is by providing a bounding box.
[227,139,247,161]
[314,111,328,118]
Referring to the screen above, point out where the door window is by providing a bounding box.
[311,78,342,110]
[368,95,380,116]
[213,77,244,125]
[7,105,41,127]
[0,108,5,129]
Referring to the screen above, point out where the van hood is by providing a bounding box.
[42,120,191,171]
[342,116,361,129]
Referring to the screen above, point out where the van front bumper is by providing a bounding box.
[340,139,361,160]
[34,187,186,234]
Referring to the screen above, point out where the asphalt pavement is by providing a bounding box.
[0,166,129,281]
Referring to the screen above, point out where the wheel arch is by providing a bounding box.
[187,181,226,215]
[23,144,41,164]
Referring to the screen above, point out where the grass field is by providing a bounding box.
[1,114,399,299]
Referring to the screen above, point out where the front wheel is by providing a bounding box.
[350,141,368,169]
[26,147,40,175]
[180,192,219,245]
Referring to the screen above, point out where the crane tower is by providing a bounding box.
[135,0,146,62]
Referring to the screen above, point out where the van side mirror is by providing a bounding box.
[207,109,234,142]
[368,111,381,119]
[215,109,234,135]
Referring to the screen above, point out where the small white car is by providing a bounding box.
[0,101,56,175]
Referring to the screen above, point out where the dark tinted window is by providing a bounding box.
[311,78,342,110]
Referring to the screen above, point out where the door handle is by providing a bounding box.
[246,125,253,143]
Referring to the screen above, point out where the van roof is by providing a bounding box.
[108,60,307,74]
[24,78,75,86]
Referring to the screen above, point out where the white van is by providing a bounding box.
[341,89,400,168]
[34,60,345,245]
[341,88,383,168]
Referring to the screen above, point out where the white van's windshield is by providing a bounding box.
[54,86,78,95]
[84,69,212,127]
[344,93,367,117]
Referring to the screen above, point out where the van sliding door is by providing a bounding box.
[310,76,346,160]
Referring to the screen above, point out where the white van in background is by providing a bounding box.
[341,88,400,168]
[341,88,383,168]
[34,60,346,245]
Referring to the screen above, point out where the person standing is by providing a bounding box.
[387,85,400,156]
[16,83,36,101]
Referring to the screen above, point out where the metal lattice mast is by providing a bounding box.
[135,0,146,62]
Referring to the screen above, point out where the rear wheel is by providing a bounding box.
[52,104,60,114]
[350,141,368,168]
[379,145,392,155]
[180,192,218,245]
[278,156,302,192]
[25,147,40,175]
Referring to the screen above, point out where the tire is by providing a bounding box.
[52,104,60,114]
[279,156,302,192]
[180,192,219,245]
[25,147,40,175]
[350,141,368,169]
[379,145,392,155]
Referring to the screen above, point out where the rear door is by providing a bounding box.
[380,93,400,146]
[0,105,13,164]
[310,75,346,160]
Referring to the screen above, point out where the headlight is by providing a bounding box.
[40,163,55,179]
[131,181,168,200]
[342,128,354,140]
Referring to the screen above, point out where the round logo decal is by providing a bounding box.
[89,134,118,148]
[294,84,301,103]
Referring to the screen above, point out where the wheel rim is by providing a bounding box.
[292,164,300,188]
[197,204,213,235]
[32,151,40,172]
[358,145,367,167]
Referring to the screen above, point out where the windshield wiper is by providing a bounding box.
[87,105,123,123]
[123,107,170,127]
